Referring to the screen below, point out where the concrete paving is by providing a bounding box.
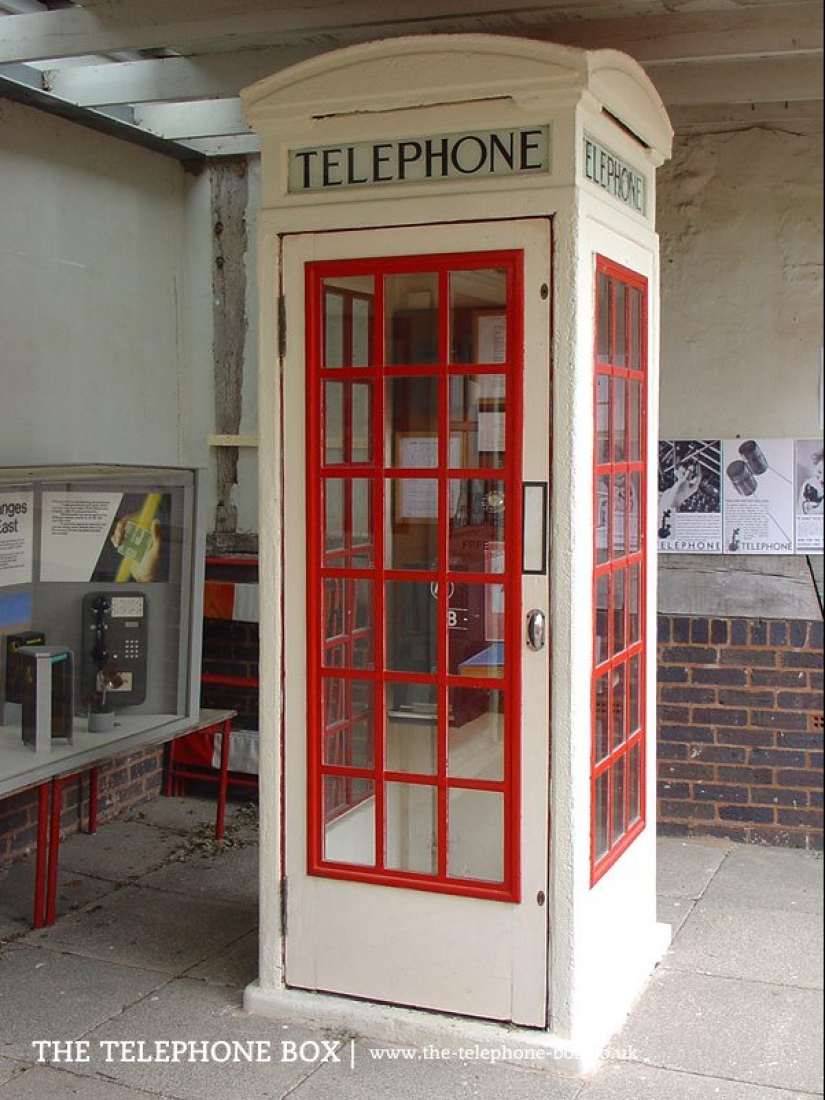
[0,798,822,1099]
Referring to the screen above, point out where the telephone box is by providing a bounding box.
[241,35,672,1069]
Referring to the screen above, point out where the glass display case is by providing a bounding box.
[0,465,205,747]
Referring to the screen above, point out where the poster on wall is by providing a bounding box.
[40,490,171,582]
[0,488,34,587]
[721,438,794,554]
[794,438,824,552]
[657,441,723,553]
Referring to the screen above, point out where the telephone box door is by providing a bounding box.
[281,219,551,1026]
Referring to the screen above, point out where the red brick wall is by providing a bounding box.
[658,615,824,849]
[0,745,163,866]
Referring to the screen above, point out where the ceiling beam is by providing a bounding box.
[1,0,820,66]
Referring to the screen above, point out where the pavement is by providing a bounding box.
[0,793,822,1100]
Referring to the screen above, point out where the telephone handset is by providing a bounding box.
[81,591,148,707]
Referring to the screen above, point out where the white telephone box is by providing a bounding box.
[242,34,672,1070]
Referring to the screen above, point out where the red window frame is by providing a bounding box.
[304,250,525,901]
[591,254,648,885]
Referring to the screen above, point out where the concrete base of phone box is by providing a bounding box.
[244,920,670,1076]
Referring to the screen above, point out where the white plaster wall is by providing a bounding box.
[656,125,824,618]
[0,99,214,488]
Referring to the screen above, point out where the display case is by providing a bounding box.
[0,465,205,754]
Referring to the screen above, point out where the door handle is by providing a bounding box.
[527,609,546,651]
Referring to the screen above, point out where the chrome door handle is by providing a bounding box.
[527,609,546,651]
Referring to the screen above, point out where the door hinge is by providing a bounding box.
[278,294,287,358]
[280,876,288,936]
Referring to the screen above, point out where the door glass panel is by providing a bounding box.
[385,782,437,874]
[613,376,626,462]
[594,772,609,861]
[628,562,641,645]
[612,755,626,842]
[595,574,610,664]
[629,286,643,369]
[450,584,504,678]
[595,674,609,762]
[612,663,626,750]
[628,380,642,462]
[628,653,641,735]
[450,375,506,468]
[448,789,504,882]
[449,268,507,364]
[386,376,439,465]
[613,568,626,655]
[448,688,503,780]
[614,281,627,367]
[612,474,627,558]
[324,381,372,464]
[324,478,373,566]
[629,472,641,553]
[386,580,436,674]
[386,480,439,569]
[386,682,437,774]
[449,480,506,572]
[596,375,611,465]
[629,742,642,823]
[596,475,610,564]
[385,273,439,365]
[324,777,374,865]
[597,273,612,363]
[322,683,374,769]
[323,277,374,368]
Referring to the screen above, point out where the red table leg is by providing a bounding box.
[216,717,232,840]
[45,777,63,926]
[32,783,50,930]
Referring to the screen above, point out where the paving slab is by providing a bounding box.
[20,885,257,975]
[0,857,117,937]
[665,900,823,988]
[0,1060,24,1088]
[293,1039,583,1100]
[0,943,167,1062]
[579,1059,820,1100]
[615,967,824,1094]
[0,1065,164,1099]
[656,896,694,937]
[657,836,732,900]
[75,977,337,1100]
[122,794,221,834]
[137,841,259,907]
[702,846,824,914]
[185,929,258,989]
[56,820,188,881]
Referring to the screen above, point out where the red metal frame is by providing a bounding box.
[305,250,524,901]
[590,255,648,886]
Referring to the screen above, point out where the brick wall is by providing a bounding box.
[658,614,824,849]
[0,745,163,866]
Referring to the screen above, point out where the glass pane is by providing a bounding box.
[629,742,642,824]
[448,688,503,780]
[614,281,627,367]
[628,653,641,736]
[628,380,642,462]
[613,376,627,462]
[386,581,436,674]
[595,674,609,762]
[613,568,626,655]
[450,481,505,572]
[324,478,373,565]
[448,789,504,882]
[451,584,504,677]
[385,273,439,365]
[594,771,609,861]
[595,573,610,664]
[323,579,373,669]
[629,286,643,369]
[596,374,611,465]
[629,472,641,553]
[386,480,438,569]
[597,273,612,364]
[386,376,439,466]
[613,474,627,558]
[385,782,437,874]
[612,755,627,843]
[449,268,507,364]
[628,562,641,645]
[386,683,437,774]
[322,684,374,769]
[596,475,610,565]
[323,277,375,368]
[450,375,506,469]
[612,663,626,750]
[325,381,372,464]
[324,776,375,865]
